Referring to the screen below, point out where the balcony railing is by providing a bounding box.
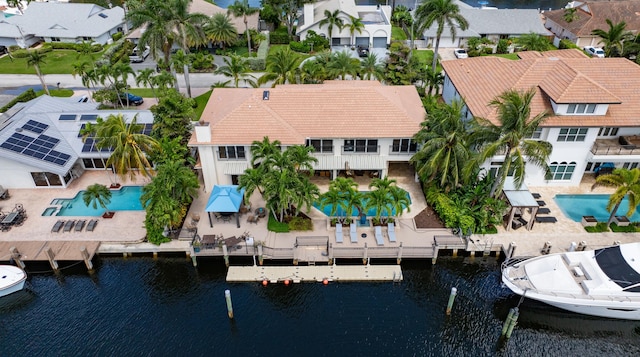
[341,145,380,154]
[590,139,640,156]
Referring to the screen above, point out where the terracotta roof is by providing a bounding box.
[190,81,425,146]
[441,49,640,127]
[544,1,640,36]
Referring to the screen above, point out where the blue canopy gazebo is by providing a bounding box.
[205,185,246,228]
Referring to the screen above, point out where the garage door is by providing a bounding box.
[355,37,368,46]
[372,37,387,48]
[436,37,458,48]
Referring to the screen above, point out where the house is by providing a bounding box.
[0,2,125,48]
[441,49,640,187]
[296,0,391,48]
[422,1,549,48]
[0,96,154,189]
[188,81,425,192]
[544,0,640,47]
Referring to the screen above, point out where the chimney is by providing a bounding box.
[194,120,211,142]
[303,4,314,26]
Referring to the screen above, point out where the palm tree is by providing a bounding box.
[366,177,410,223]
[228,0,259,55]
[321,177,360,223]
[136,68,158,100]
[319,9,345,51]
[592,19,633,57]
[284,144,318,173]
[424,66,444,96]
[238,167,265,202]
[26,51,50,95]
[470,88,552,197]
[328,51,359,80]
[411,100,472,191]
[205,13,238,49]
[93,114,160,180]
[82,183,112,216]
[215,54,256,88]
[153,71,176,91]
[250,136,282,167]
[347,16,364,46]
[71,60,93,97]
[359,53,384,80]
[171,50,193,98]
[563,7,579,23]
[592,168,640,225]
[415,0,469,70]
[516,32,552,52]
[258,47,300,87]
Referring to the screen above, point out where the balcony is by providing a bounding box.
[341,145,380,155]
[590,137,640,156]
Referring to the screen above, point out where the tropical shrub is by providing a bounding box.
[559,39,579,50]
[303,30,329,52]
[496,39,509,54]
[609,222,640,232]
[289,41,310,53]
[483,47,493,55]
[270,27,291,44]
[0,89,37,113]
[112,32,124,42]
[96,37,127,67]
[585,222,609,233]
[288,216,313,231]
[246,34,269,71]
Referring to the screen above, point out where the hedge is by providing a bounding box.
[270,28,291,44]
[95,37,128,66]
[112,32,124,42]
[246,33,269,71]
[289,41,310,53]
[0,89,37,113]
[559,39,580,50]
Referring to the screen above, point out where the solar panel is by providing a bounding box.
[0,132,70,166]
[22,120,49,134]
[59,114,77,121]
[98,13,108,18]
[80,114,98,121]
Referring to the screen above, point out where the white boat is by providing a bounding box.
[502,243,640,320]
[0,265,26,297]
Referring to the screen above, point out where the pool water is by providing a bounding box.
[50,186,144,216]
[313,190,411,218]
[41,207,57,216]
[555,194,640,222]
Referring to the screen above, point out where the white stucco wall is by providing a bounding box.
[0,157,41,188]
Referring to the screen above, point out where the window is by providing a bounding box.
[392,139,417,153]
[527,128,542,139]
[557,128,588,142]
[218,146,246,159]
[83,158,107,169]
[549,161,576,180]
[623,162,639,169]
[344,139,378,153]
[82,37,92,41]
[30,172,64,187]
[598,127,619,137]
[306,139,333,153]
[50,37,60,42]
[566,103,597,114]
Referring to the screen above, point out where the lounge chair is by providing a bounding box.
[87,219,98,232]
[535,216,557,223]
[537,208,551,215]
[247,215,258,224]
[0,185,9,200]
[532,193,541,199]
[335,223,343,243]
[374,226,384,246]
[350,223,357,243]
[537,200,546,207]
[51,220,65,233]
[387,223,396,243]
[75,220,86,232]
[63,220,75,232]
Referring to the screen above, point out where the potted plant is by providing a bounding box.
[82,183,114,218]
[192,240,201,253]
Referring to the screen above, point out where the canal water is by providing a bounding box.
[1,257,639,356]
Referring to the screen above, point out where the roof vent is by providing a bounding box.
[263,90,270,100]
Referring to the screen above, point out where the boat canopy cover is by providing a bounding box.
[595,245,640,292]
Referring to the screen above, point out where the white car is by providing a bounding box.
[454,48,468,59]
[584,46,605,58]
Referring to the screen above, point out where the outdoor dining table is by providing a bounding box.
[1,211,19,225]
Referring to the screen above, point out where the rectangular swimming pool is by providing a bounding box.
[313,190,411,218]
[47,186,144,217]
[554,194,640,222]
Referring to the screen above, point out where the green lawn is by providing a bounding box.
[37,89,74,97]
[0,50,101,74]
[194,90,212,120]
[484,53,520,60]
[269,44,316,61]
[392,26,407,41]
[412,49,434,64]
[127,88,157,98]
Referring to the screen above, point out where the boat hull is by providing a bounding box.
[0,265,27,298]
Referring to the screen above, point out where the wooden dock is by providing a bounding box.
[226,264,403,283]
[0,241,100,262]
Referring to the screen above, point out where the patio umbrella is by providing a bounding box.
[205,185,246,228]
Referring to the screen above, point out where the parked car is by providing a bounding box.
[129,45,150,63]
[0,45,7,55]
[357,45,369,58]
[454,48,468,59]
[119,92,144,106]
[584,46,605,58]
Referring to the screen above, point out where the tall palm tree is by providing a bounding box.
[411,100,472,191]
[71,60,93,97]
[153,71,177,91]
[347,16,364,46]
[205,13,238,49]
[93,114,160,180]
[171,50,193,98]
[424,66,444,96]
[136,68,158,100]
[284,144,318,173]
[365,177,410,223]
[238,167,265,202]
[359,53,384,80]
[328,50,359,80]
[563,7,579,23]
[319,9,344,51]
[228,0,259,55]
[470,88,552,197]
[515,32,552,52]
[26,51,50,95]
[215,54,256,88]
[592,19,633,57]
[592,168,640,225]
[82,183,112,215]
[415,0,468,70]
[250,136,282,167]
[258,47,300,87]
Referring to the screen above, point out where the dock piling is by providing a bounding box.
[9,247,25,269]
[541,241,552,255]
[501,307,519,339]
[397,242,403,265]
[363,243,368,265]
[45,247,59,272]
[222,243,229,267]
[432,244,439,265]
[257,244,263,266]
[224,289,234,319]
[446,287,457,315]
[506,242,517,260]
[80,246,93,272]
[577,241,587,251]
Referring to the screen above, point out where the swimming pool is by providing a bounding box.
[313,190,411,218]
[554,194,640,222]
[47,186,145,216]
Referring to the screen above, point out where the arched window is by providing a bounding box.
[549,161,576,180]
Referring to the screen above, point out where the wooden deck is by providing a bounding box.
[227,264,403,283]
[0,241,100,262]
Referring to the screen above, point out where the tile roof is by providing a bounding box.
[441,49,640,127]
[544,1,640,37]
[191,81,425,146]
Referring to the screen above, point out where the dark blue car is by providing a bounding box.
[119,92,144,106]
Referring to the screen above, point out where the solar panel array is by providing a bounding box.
[0,132,71,166]
[22,120,49,134]
[78,123,153,153]
[59,114,77,121]
[80,114,98,121]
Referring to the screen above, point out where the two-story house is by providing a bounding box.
[441,49,640,187]
[188,81,425,192]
